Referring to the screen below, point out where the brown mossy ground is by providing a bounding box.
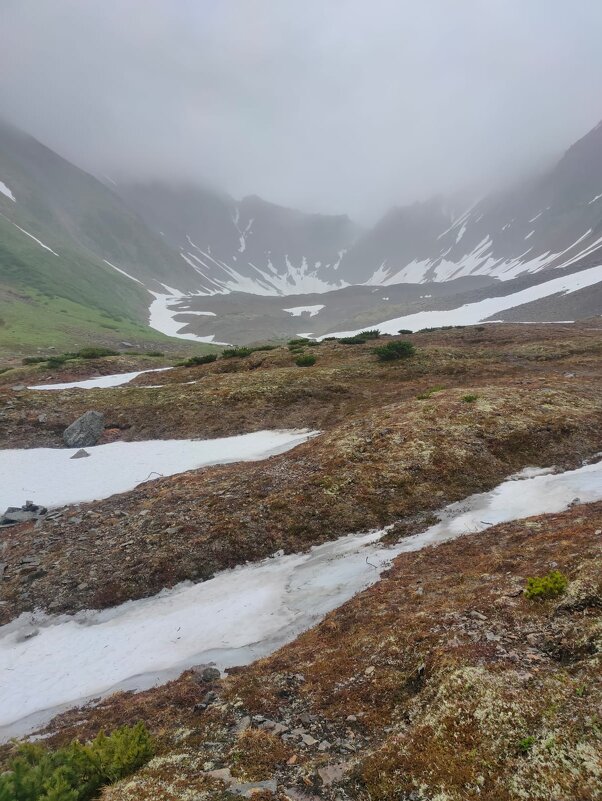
[26,500,602,800]
[2,322,602,621]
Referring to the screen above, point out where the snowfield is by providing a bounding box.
[0,181,15,201]
[1,459,601,738]
[283,304,325,317]
[319,264,602,337]
[0,430,318,511]
[29,367,173,391]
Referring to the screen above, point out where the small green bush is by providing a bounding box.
[417,385,445,400]
[295,354,316,367]
[249,344,278,352]
[525,570,568,601]
[221,347,252,359]
[322,336,337,341]
[373,341,416,361]
[358,329,381,339]
[339,336,366,345]
[46,356,68,369]
[287,339,307,347]
[182,353,218,367]
[146,351,165,357]
[517,736,535,754]
[22,356,47,365]
[398,329,413,334]
[462,393,478,403]
[76,347,119,359]
[0,722,153,801]
[306,341,319,347]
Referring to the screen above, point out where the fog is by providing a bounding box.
[1,0,601,220]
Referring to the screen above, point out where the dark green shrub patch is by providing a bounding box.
[373,341,416,361]
[0,722,153,801]
[295,354,316,367]
[357,329,381,339]
[339,336,367,345]
[182,354,218,367]
[76,347,119,359]
[525,570,568,600]
[462,393,478,403]
[221,347,252,359]
[397,329,413,334]
[22,356,47,365]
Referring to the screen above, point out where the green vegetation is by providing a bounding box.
[295,353,316,367]
[76,347,118,359]
[339,336,367,345]
[0,722,153,801]
[287,339,307,352]
[146,351,165,357]
[524,570,568,600]
[398,328,413,334]
[221,347,253,359]
[181,353,218,367]
[373,341,416,361]
[417,385,445,400]
[22,356,47,365]
[358,329,381,339]
[462,393,479,403]
[517,736,536,754]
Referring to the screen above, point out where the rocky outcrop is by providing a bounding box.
[63,411,104,448]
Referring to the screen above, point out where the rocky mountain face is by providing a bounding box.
[116,120,602,298]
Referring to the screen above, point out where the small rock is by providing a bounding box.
[70,449,90,459]
[364,665,375,676]
[318,740,331,751]
[468,610,487,621]
[301,734,318,746]
[191,664,221,683]
[317,763,348,786]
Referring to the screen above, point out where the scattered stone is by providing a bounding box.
[317,763,348,786]
[301,733,318,746]
[1,501,47,527]
[11,385,26,392]
[318,740,331,751]
[191,664,221,683]
[63,411,104,448]
[70,449,90,459]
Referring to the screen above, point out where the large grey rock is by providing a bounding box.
[63,411,104,448]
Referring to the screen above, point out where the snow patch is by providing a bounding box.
[29,367,172,391]
[0,430,317,511]
[103,260,144,285]
[0,181,15,201]
[283,304,325,318]
[2,458,601,737]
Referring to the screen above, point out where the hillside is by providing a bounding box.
[0,322,601,799]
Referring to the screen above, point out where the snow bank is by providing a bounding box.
[0,181,15,201]
[319,263,602,337]
[148,292,230,344]
[1,458,601,738]
[283,304,325,317]
[29,367,173,391]
[0,430,318,510]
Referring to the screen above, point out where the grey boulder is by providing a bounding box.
[63,411,104,448]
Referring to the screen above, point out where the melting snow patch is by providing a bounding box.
[149,292,230,344]
[103,260,144,285]
[283,304,325,317]
[1,458,601,738]
[0,430,318,512]
[0,181,15,201]
[29,367,173,391]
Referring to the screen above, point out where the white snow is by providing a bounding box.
[0,181,15,201]
[0,215,59,256]
[318,263,602,337]
[2,458,601,738]
[148,291,230,344]
[525,230,535,240]
[103,260,144,285]
[29,367,173,391]
[283,304,325,317]
[588,193,602,204]
[0,430,317,512]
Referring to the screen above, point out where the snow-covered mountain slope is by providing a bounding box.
[117,184,358,296]
[342,121,602,286]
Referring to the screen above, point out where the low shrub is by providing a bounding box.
[295,354,316,367]
[46,356,69,369]
[221,347,252,359]
[417,385,445,400]
[373,341,416,361]
[182,353,218,367]
[357,329,381,339]
[249,344,278,352]
[462,393,478,403]
[525,570,568,600]
[339,336,366,345]
[398,328,413,334]
[146,351,165,357]
[322,336,337,341]
[22,356,47,365]
[517,736,535,754]
[0,722,153,801]
[76,347,119,359]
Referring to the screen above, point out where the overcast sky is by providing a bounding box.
[1,0,602,220]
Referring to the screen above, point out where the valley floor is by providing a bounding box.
[0,321,601,799]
